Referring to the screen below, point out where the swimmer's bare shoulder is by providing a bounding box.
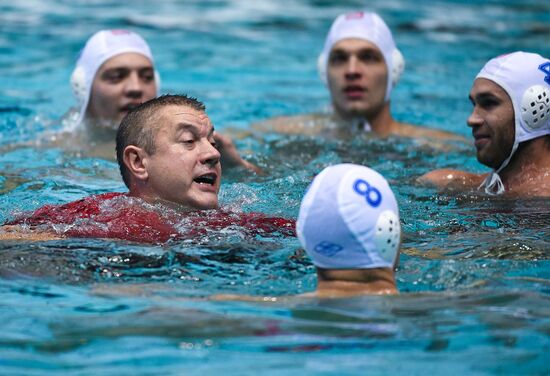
[418,168,487,190]
[252,113,328,136]
[51,131,118,160]
[505,169,550,197]
[395,122,466,142]
[0,225,62,241]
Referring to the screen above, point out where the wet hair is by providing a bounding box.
[116,94,206,188]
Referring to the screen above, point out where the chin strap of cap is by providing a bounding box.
[480,171,505,195]
[362,120,372,132]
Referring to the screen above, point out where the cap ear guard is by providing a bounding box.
[317,53,328,84]
[391,48,405,87]
[70,65,87,107]
[374,210,400,264]
[521,85,550,130]
[154,70,161,96]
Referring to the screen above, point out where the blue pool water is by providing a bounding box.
[1,0,549,374]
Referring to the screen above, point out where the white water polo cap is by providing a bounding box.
[476,51,550,194]
[317,11,405,102]
[297,164,401,270]
[71,29,159,127]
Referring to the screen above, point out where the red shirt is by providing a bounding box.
[8,193,296,244]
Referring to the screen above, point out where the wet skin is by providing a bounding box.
[138,105,222,210]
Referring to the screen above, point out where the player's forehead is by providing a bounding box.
[331,38,381,54]
[97,52,153,72]
[155,105,213,136]
[470,78,508,98]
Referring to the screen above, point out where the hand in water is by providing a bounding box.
[214,131,263,174]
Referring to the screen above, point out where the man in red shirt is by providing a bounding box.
[2,95,294,243]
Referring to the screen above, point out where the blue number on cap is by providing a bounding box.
[353,179,382,207]
[314,241,343,256]
[540,62,550,85]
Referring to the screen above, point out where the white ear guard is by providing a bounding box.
[154,70,161,96]
[374,210,401,263]
[521,85,550,131]
[70,65,87,108]
[391,48,405,86]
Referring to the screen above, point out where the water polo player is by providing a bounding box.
[254,11,461,141]
[421,51,550,196]
[297,163,401,296]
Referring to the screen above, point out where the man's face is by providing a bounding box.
[88,52,157,126]
[144,105,221,210]
[326,38,388,119]
[468,78,515,169]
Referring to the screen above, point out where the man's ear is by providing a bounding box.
[123,145,149,181]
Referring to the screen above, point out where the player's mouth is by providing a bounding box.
[473,131,491,149]
[193,172,218,191]
[120,102,142,113]
[343,85,366,99]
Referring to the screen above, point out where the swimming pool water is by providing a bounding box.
[1,0,549,374]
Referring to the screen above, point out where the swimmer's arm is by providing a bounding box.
[418,168,487,190]
[420,128,467,142]
[213,283,398,301]
[0,225,62,241]
[210,294,289,302]
[396,123,467,142]
[212,289,396,301]
[299,289,397,298]
[214,131,263,174]
[94,287,393,302]
[394,123,469,153]
[92,284,290,302]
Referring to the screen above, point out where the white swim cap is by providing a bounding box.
[317,11,405,102]
[476,51,550,194]
[70,29,160,127]
[297,164,401,270]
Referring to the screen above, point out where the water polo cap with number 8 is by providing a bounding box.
[297,164,400,269]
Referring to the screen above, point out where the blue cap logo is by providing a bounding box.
[540,62,550,85]
[314,241,343,256]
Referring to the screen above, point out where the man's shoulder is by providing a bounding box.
[8,192,126,226]
[252,113,330,135]
[418,168,487,191]
[395,122,466,141]
[0,225,62,241]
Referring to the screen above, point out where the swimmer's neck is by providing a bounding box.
[83,117,119,142]
[333,101,399,137]
[315,267,398,297]
[499,136,550,193]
